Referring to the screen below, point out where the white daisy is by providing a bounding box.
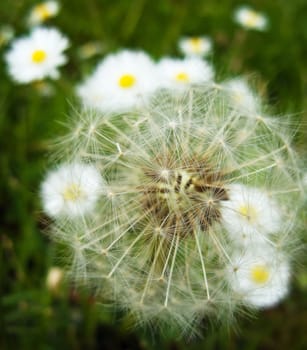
[5,27,69,84]
[41,162,103,218]
[228,246,290,308]
[77,50,158,112]
[28,1,60,26]
[178,36,212,57]
[222,78,260,114]
[157,57,214,91]
[220,184,282,245]
[234,6,268,31]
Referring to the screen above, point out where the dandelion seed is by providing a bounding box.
[178,36,212,57]
[28,1,60,26]
[77,50,158,112]
[234,6,268,31]
[5,27,69,84]
[41,162,103,218]
[43,81,304,335]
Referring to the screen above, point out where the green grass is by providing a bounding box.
[1,0,306,349]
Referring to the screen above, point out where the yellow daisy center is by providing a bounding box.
[32,49,47,63]
[239,204,257,222]
[250,264,270,284]
[189,38,202,53]
[35,4,52,20]
[62,183,83,202]
[245,11,260,27]
[118,74,136,88]
[175,72,189,83]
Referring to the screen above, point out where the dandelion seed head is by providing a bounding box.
[43,82,304,336]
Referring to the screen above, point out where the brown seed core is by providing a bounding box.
[141,157,228,237]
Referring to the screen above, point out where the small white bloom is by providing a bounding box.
[77,50,158,112]
[220,184,282,245]
[228,246,290,308]
[234,6,268,31]
[222,78,260,114]
[178,36,212,57]
[28,1,60,26]
[41,162,103,218]
[157,57,214,91]
[5,27,69,84]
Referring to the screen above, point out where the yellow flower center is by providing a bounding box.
[189,38,202,53]
[250,264,270,284]
[62,183,83,202]
[245,11,260,27]
[239,204,257,222]
[35,4,52,20]
[32,49,47,63]
[118,74,136,88]
[175,72,189,83]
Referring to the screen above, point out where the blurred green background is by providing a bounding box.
[1,0,306,349]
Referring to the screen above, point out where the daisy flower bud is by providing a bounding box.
[228,246,290,308]
[157,57,214,91]
[41,162,104,218]
[27,1,60,26]
[234,6,268,31]
[178,36,212,57]
[5,27,69,84]
[43,80,304,336]
[77,50,158,112]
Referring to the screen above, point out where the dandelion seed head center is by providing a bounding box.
[118,74,136,88]
[32,49,47,63]
[175,72,189,83]
[239,204,258,222]
[250,264,270,284]
[62,183,83,201]
[142,164,228,236]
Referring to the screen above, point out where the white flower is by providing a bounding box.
[234,6,268,31]
[222,78,260,114]
[178,36,212,57]
[157,57,214,91]
[41,162,103,218]
[77,50,158,112]
[5,27,69,84]
[220,184,282,245]
[28,1,60,26]
[228,246,290,308]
